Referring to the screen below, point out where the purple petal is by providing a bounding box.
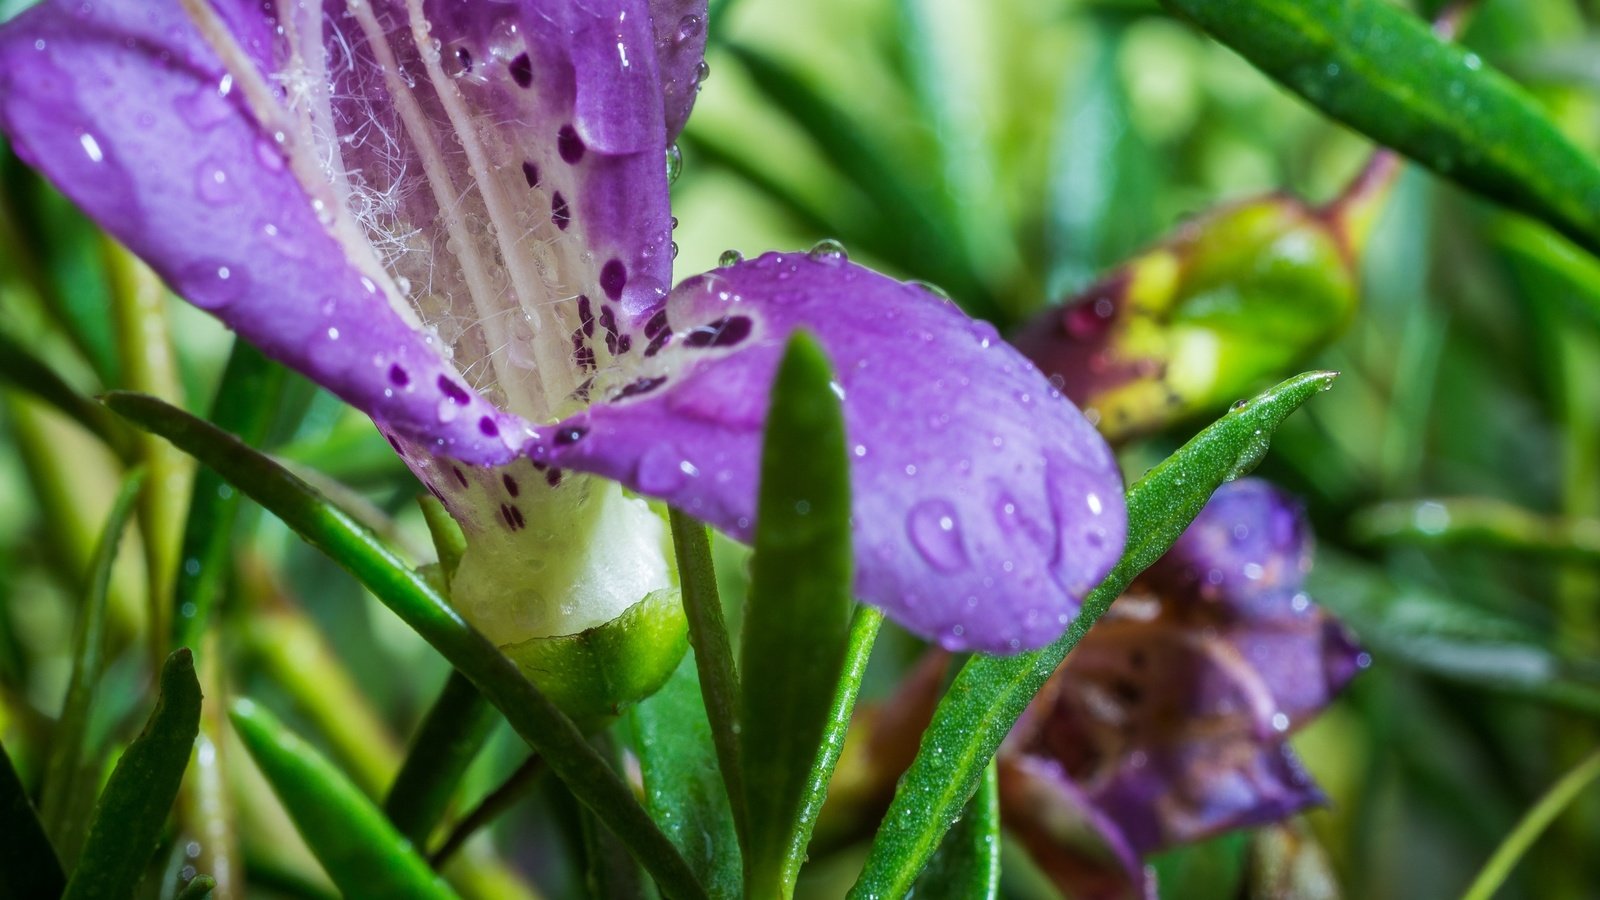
[0,0,522,463]
[1088,740,1325,855]
[532,252,1127,652]
[650,0,710,140]
[998,755,1154,900]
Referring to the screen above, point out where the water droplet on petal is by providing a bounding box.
[807,238,848,264]
[718,249,744,267]
[666,143,683,183]
[907,499,969,573]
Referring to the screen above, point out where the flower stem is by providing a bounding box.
[1461,749,1600,900]
[385,671,499,846]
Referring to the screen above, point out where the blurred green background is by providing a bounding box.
[3,0,1600,897]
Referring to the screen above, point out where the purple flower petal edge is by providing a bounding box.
[533,253,1128,652]
[0,1,524,464]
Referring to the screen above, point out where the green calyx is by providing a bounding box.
[500,587,689,728]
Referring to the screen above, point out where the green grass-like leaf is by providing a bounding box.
[1162,0,1600,258]
[103,392,708,900]
[629,651,744,898]
[740,332,860,897]
[912,761,1001,899]
[64,649,202,900]
[40,467,146,866]
[849,370,1339,897]
[229,697,456,900]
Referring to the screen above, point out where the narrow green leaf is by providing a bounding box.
[0,329,131,459]
[1461,749,1600,900]
[171,342,285,651]
[40,467,146,865]
[64,649,202,900]
[723,45,998,320]
[913,761,1000,900]
[384,671,498,847]
[850,370,1338,898]
[0,739,66,900]
[628,652,743,898]
[228,698,456,900]
[1351,496,1600,564]
[1308,553,1600,716]
[740,332,856,898]
[104,392,707,900]
[1161,0,1600,258]
[666,509,747,851]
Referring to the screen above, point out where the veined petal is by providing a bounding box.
[997,755,1153,900]
[1009,480,1363,857]
[525,252,1128,652]
[0,0,522,463]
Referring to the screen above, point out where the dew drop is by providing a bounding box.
[807,238,847,264]
[666,143,683,183]
[718,249,744,267]
[907,499,969,573]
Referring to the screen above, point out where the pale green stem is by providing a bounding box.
[1461,749,1600,900]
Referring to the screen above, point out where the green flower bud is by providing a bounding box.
[1015,155,1395,442]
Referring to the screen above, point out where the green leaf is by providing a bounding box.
[173,875,216,900]
[849,370,1338,898]
[64,649,202,900]
[0,739,66,900]
[1308,552,1600,716]
[666,509,747,850]
[1351,496,1600,564]
[40,467,146,865]
[1461,749,1600,900]
[0,329,132,460]
[104,392,707,900]
[912,761,1000,900]
[1160,0,1600,258]
[740,332,858,898]
[228,697,456,900]
[628,652,743,898]
[383,672,498,847]
[723,45,999,321]
[171,342,285,650]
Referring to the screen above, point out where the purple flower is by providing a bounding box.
[1000,479,1367,898]
[0,0,1125,652]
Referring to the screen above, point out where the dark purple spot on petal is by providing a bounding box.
[388,364,410,387]
[531,460,547,471]
[427,484,445,502]
[644,331,672,357]
[452,466,469,489]
[614,375,668,400]
[683,315,753,348]
[616,333,632,354]
[521,160,540,188]
[545,468,563,487]
[502,474,520,497]
[552,192,571,230]
[599,306,620,354]
[599,259,627,300]
[501,503,525,530]
[578,295,594,337]
[571,328,596,371]
[455,46,474,72]
[478,416,499,437]
[508,52,533,88]
[437,375,470,405]
[643,309,670,339]
[385,434,403,453]
[555,426,587,446]
[557,125,585,164]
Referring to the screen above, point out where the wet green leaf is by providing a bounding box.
[741,332,860,898]
[104,392,706,900]
[229,697,456,900]
[0,329,131,459]
[1163,0,1600,257]
[64,649,202,900]
[850,370,1338,897]
[384,671,497,848]
[912,761,1000,899]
